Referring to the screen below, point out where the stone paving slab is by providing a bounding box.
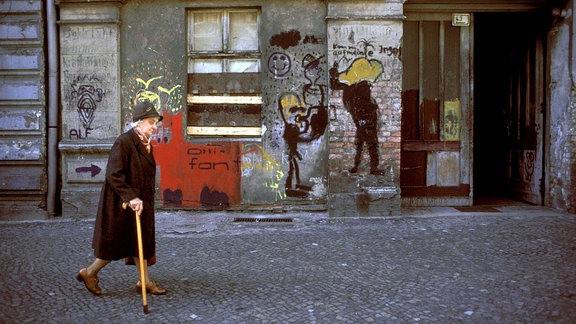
[0,207,575,323]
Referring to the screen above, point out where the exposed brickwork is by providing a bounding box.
[326,1,403,216]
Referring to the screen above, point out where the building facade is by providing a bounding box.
[1,0,574,219]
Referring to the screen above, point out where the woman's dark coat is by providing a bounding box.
[92,128,157,264]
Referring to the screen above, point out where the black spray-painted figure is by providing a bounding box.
[330,62,385,175]
[279,91,327,198]
[279,55,328,198]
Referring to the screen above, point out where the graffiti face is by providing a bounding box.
[268,52,292,77]
[303,54,323,86]
[71,81,104,129]
[305,65,322,84]
[77,85,102,128]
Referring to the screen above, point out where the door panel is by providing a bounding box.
[506,35,545,204]
[401,15,471,206]
[474,12,545,205]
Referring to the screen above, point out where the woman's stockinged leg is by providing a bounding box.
[87,258,110,277]
[133,256,150,284]
[76,258,110,295]
[134,257,167,295]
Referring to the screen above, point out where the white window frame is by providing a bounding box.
[187,8,261,73]
[186,8,262,137]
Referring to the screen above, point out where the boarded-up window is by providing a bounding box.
[186,8,261,137]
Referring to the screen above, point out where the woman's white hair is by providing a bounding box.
[124,119,143,132]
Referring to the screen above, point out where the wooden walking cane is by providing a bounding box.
[123,202,149,314]
[135,208,149,314]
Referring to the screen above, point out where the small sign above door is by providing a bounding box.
[452,13,470,26]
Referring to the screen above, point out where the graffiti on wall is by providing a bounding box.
[135,76,182,114]
[122,60,243,208]
[268,52,292,79]
[150,104,242,208]
[524,150,535,182]
[122,60,185,152]
[242,143,286,200]
[67,75,105,139]
[330,38,393,176]
[122,60,184,118]
[60,24,120,141]
[270,30,302,49]
[267,30,329,198]
[75,164,102,177]
[332,25,401,81]
[279,89,327,197]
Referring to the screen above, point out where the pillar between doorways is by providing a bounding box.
[326,0,403,216]
[57,0,125,217]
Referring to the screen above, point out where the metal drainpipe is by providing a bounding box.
[46,0,59,216]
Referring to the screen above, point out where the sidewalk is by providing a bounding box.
[0,203,575,323]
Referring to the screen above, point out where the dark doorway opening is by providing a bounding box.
[473,12,549,206]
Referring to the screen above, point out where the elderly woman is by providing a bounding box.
[76,100,166,296]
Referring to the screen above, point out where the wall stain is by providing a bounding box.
[270,30,301,49]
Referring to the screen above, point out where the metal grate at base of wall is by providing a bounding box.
[233,218,293,223]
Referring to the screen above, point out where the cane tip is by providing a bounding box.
[143,305,149,314]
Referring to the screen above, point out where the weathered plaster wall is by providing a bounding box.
[42,0,576,216]
[58,2,122,216]
[56,0,406,217]
[56,0,405,216]
[548,0,576,213]
[258,0,329,206]
[119,0,330,211]
[570,0,576,214]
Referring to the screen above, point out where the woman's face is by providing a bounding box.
[137,117,160,138]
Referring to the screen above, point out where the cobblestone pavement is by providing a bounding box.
[1,206,576,323]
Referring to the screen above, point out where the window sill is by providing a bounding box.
[187,95,262,105]
[186,126,262,137]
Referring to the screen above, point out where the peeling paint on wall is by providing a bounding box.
[152,109,242,208]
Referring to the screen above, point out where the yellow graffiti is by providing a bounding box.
[123,60,184,113]
[136,76,163,89]
[242,143,286,200]
[338,57,384,85]
[265,169,286,200]
[159,85,182,96]
[132,76,183,114]
[135,76,163,111]
[279,92,307,129]
[280,93,305,110]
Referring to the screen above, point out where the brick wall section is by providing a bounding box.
[328,78,402,217]
[326,1,403,216]
[328,81,402,179]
